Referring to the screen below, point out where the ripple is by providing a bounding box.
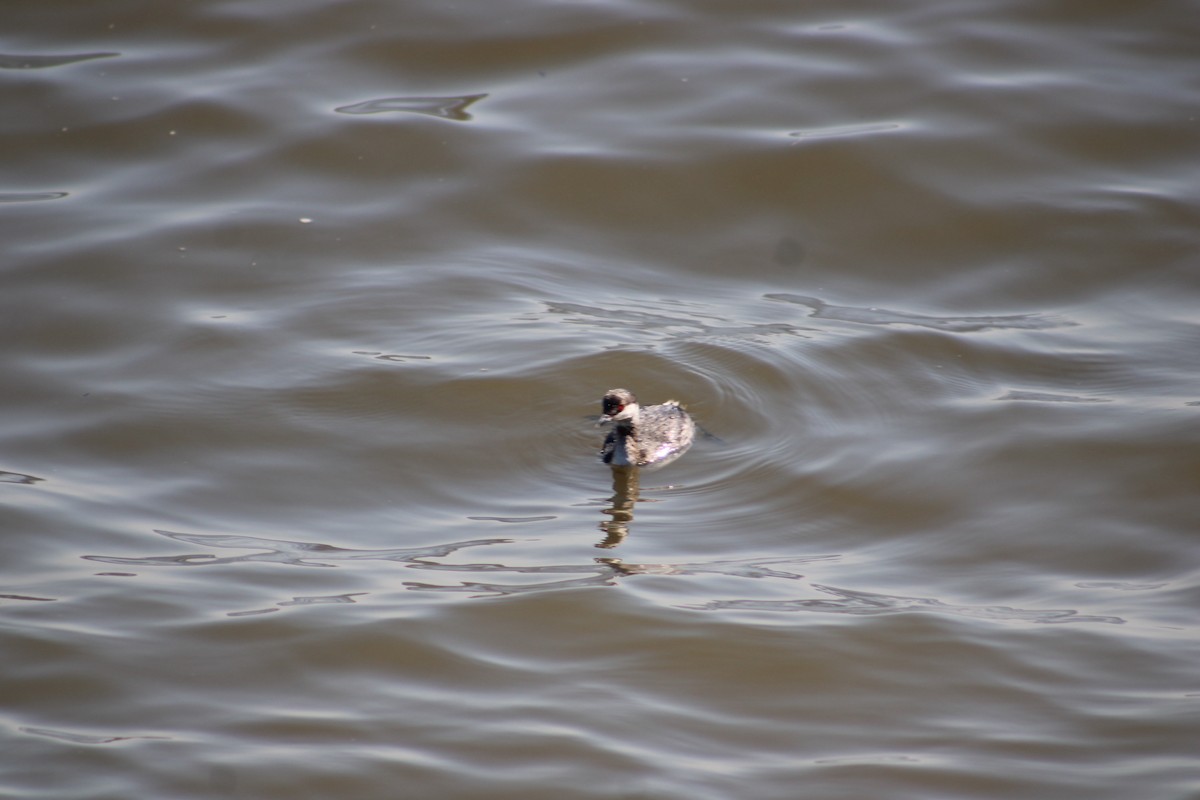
[352,351,433,363]
[0,469,44,484]
[788,121,903,140]
[813,754,922,765]
[0,52,117,69]
[688,584,1125,625]
[19,726,169,744]
[402,554,834,597]
[765,294,1071,332]
[544,300,802,343]
[228,591,370,617]
[998,390,1112,403]
[1075,581,1168,591]
[333,93,488,121]
[82,530,513,569]
[0,192,68,204]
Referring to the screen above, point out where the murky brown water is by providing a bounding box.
[3,1,1198,798]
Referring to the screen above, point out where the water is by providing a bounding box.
[2,1,1198,798]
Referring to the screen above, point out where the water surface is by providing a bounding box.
[2,1,1198,798]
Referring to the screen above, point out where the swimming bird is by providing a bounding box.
[598,388,695,469]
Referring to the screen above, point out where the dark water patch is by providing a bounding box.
[0,52,117,69]
[468,515,558,523]
[772,235,806,267]
[0,594,55,602]
[334,93,488,120]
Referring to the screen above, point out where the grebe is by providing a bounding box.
[598,388,695,468]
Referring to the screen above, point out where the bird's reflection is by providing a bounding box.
[597,466,639,548]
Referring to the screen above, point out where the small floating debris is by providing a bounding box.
[334,93,488,121]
